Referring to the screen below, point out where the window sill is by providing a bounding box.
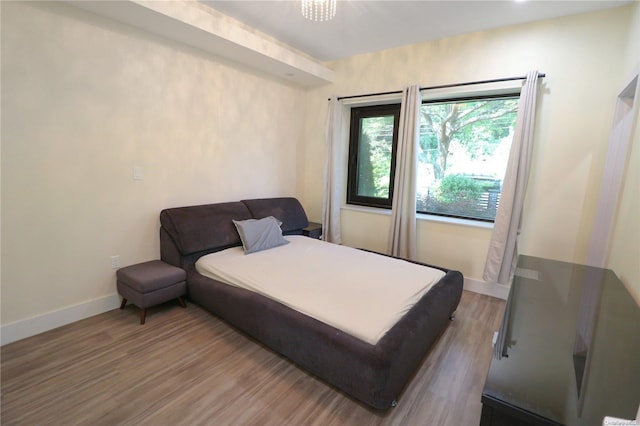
[341,204,494,230]
[341,204,392,216]
[416,213,494,229]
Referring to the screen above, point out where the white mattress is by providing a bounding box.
[195,236,445,345]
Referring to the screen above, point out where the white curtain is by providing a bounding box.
[322,96,346,244]
[483,70,540,285]
[388,85,422,260]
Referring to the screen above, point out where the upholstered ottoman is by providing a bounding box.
[116,260,186,324]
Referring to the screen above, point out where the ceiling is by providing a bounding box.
[202,0,632,62]
[69,0,632,87]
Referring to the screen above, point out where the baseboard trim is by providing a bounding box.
[1,293,121,346]
[464,277,509,300]
[1,279,505,345]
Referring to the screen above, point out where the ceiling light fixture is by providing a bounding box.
[301,0,336,22]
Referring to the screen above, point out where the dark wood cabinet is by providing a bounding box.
[481,256,640,426]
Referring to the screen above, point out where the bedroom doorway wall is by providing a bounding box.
[586,73,638,267]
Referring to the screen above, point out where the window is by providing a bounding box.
[347,105,400,208]
[347,94,519,222]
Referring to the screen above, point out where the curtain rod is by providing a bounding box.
[328,73,546,102]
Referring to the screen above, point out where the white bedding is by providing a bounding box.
[195,236,445,345]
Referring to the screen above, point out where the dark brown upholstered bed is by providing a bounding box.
[159,197,463,409]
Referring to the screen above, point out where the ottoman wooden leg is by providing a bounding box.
[140,309,147,325]
[178,297,186,308]
[120,298,127,309]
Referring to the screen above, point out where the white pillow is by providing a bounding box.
[232,216,289,254]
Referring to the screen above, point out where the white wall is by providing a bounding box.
[302,6,633,294]
[0,1,306,341]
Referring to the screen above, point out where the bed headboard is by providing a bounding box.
[240,198,309,234]
[160,197,309,269]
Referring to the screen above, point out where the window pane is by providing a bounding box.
[417,96,518,221]
[357,115,395,198]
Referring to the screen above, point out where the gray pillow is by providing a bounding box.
[232,216,289,254]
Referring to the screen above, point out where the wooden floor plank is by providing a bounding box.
[1,291,504,426]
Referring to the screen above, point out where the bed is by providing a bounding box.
[159,197,463,409]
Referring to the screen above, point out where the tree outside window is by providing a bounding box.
[347,94,519,222]
[417,96,518,221]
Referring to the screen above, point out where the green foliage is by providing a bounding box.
[358,115,394,198]
[435,175,482,203]
[357,132,377,197]
[356,97,517,211]
[419,97,518,179]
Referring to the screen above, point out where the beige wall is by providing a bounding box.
[2,1,638,336]
[608,1,640,304]
[302,6,634,290]
[1,2,306,325]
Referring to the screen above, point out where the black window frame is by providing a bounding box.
[346,92,520,222]
[347,104,401,209]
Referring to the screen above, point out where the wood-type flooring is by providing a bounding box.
[1,290,505,426]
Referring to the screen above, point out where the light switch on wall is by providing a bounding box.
[133,166,143,180]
